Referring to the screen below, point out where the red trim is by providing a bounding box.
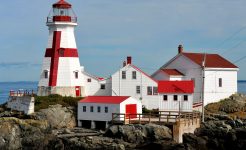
[130,64,157,83]
[45,48,78,57]
[53,16,71,22]
[79,96,130,104]
[49,31,61,86]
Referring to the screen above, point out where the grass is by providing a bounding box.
[35,94,83,111]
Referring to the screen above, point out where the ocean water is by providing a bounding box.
[0,81,246,104]
[0,81,38,104]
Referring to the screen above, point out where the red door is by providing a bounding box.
[126,104,137,119]
[75,86,80,97]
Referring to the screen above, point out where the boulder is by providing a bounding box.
[0,119,21,150]
[105,124,172,144]
[34,104,76,129]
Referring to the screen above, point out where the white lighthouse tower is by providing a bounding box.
[38,0,84,97]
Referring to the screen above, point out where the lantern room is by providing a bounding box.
[47,0,77,23]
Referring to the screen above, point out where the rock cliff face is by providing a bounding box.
[33,104,76,129]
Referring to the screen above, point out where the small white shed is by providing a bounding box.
[78,96,142,129]
[158,81,194,112]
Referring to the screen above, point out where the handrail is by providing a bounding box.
[112,111,201,125]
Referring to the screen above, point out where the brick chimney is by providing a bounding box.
[178,45,183,54]
[127,56,132,64]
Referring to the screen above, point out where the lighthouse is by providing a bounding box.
[38,0,84,97]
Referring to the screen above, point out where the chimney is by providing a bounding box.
[123,61,126,67]
[127,56,132,64]
[178,45,183,54]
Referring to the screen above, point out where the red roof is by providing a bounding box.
[158,81,194,93]
[79,96,130,104]
[162,69,184,76]
[53,0,72,9]
[130,64,158,83]
[182,52,238,68]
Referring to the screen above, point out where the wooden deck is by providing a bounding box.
[112,111,201,125]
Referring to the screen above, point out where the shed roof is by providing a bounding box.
[158,81,194,93]
[79,96,130,104]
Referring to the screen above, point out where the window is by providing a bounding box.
[90,106,94,112]
[101,84,106,89]
[83,106,86,112]
[75,72,78,79]
[184,95,188,101]
[173,95,178,101]
[147,86,153,95]
[87,78,91,82]
[153,87,158,95]
[122,71,126,79]
[97,106,101,113]
[191,78,195,87]
[132,71,137,79]
[136,86,141,94]
[219,78,222,87]
[44,71,48,79]
[59,49,64,57]
[105,107,108,113]
[163,95,168,101]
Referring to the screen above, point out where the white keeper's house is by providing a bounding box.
[111,57,159,110]
[158,81,194,112]
[78,96,142,129]
[152,45,239,106]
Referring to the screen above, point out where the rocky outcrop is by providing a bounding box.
[33,104,76,129]
[0,117,50,150]
[105,124,172,144]
[183,120,246,150]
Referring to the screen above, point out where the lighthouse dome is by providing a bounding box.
[53,0,72,9]
[47,0,77,23]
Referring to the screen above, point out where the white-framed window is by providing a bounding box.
[90,106,94,112]
[219,78,222,87]
[83,106,86,112]
[132,71,137,79]
[136,86,141,94]
[147,86,153,95]
[173,95,178,101]
[97,106,101,113]
[87,78,91,82]
[74,71,79,79]
[163,95,168,101]
[101,84,106,89]
[105,107,108,113]
[153,87,158,95]
[183,95,188,101]
[122,71,126,79]
[44,70,49,79]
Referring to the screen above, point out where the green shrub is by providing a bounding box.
[34,94,83,111]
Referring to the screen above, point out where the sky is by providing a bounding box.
[0,0,246,82]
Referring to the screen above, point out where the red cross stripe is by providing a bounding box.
[46,31,79,86]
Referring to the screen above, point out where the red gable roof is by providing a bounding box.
[53,0,72,9]
[158,81,194,94]
[162,69,184,76]
[79,96,130,104]
[182,52,238,68]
